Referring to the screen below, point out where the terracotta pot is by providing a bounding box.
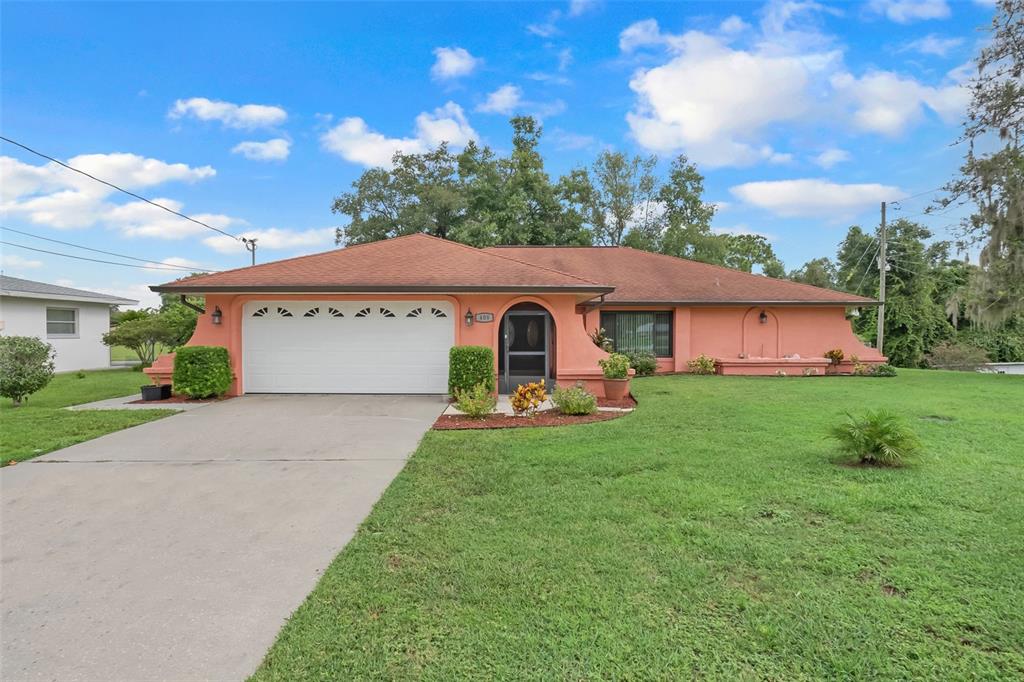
[603,378,630,401]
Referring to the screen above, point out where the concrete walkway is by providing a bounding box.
[1,394,446,682]
[65,395,212,411]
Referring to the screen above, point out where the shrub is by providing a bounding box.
[172,346,232,398]
[75,370,87,379]
[589,327,614,352]
[551,382,597,415]
[625,351,658,377]
[872,363,898,377]
[852,361,871,376]
[824,348,844,364]
[775,369,788,377]
[803,367,819,376]
[598,353,630,380]
[454,383,496,418]
[687,354,716,375]
[926,341,990,371]
[511,380,547,417]
[449,346,495,395]
[0,336,55,406]
[828,410,922,466]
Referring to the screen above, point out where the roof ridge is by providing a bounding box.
[616,245,873,302]
[432,235,607,286]
[162,233,432,287]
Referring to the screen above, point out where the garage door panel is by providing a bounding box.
[243,301,454,394]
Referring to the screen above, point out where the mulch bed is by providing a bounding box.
[434,408,627,430]
[597,394,637,409]
[127,394,233,405]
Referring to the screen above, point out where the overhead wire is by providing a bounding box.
[0,135,242,241]
[1,240,207,272]
[0,225,216,272]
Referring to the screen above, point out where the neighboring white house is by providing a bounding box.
[0,275,137,372]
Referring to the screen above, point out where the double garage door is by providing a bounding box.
[242,300,454,394]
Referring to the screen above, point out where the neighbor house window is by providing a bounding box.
[600,311,672,357]
[46,307,78,337]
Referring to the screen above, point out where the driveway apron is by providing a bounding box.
[1,394,445,682]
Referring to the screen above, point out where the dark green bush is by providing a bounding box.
[551,382,597,415]
[598,353,630,379]
[625,351,657,377]
[449,346,495,395]
[172,345,232,398]
[0,336,55,406]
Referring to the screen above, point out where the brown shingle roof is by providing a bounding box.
[487,246,876,305]
[151,233,611,294]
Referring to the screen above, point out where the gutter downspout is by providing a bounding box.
[179,294,205,315]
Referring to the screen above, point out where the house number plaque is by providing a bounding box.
[475,312,495,323]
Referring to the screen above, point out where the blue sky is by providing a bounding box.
[1,0,994,307]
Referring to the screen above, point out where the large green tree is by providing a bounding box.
[789,257,838,289]
[940,0,1024,324]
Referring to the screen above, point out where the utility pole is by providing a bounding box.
[876,201,887,354]
[243,237,258,266]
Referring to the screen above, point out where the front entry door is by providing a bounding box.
[501,311,550,393]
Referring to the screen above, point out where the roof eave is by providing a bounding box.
[602,299,880,307]
[0,290,138,305]
[150,283,615,295]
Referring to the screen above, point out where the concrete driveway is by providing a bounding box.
[1,394,445,682]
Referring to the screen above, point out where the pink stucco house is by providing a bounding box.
[148,233,882,396]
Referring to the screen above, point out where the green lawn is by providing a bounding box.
[109,343,170,362]
[254,370,1024,680]
[0,369,174,464]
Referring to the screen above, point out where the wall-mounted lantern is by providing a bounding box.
[464,308,474,327]
[759,310,768,324]
[212,306,223,325]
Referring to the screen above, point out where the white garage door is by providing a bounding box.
[242,300,454,393]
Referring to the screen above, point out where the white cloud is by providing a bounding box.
[320,102,477,168]
[730,178,902,218]
[548,128,597,150]
[831,69,968,135]
[625,25,826,167]
[1,253,44,269]
[812,148,851,168]
[902,34,963,56]
[1,153,215,229]
[202,227,335,255]
[169,97,287,129]
[869,0,950,23]
[568,0,598,17]
[431,47,482,80]
[105,198,240,239]
[477,85,524,115]
[619,18,667,52]
[527,16,560,38]
[231,138,292,161]
[719,15,751,35]
[557,48,573,72]
[93,283,162,310]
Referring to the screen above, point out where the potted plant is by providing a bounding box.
[140,383,172,401]
[598,353,631,400]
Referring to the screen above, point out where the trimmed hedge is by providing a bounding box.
[449,346,495,395]
[173,345,233,398]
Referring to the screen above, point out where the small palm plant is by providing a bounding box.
[828,410,922,466]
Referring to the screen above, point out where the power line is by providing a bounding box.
[1,240,207,272]
[889,186,944,208]
[0,135,242,242]
[0,225,216,272]
[854,244,881,294]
